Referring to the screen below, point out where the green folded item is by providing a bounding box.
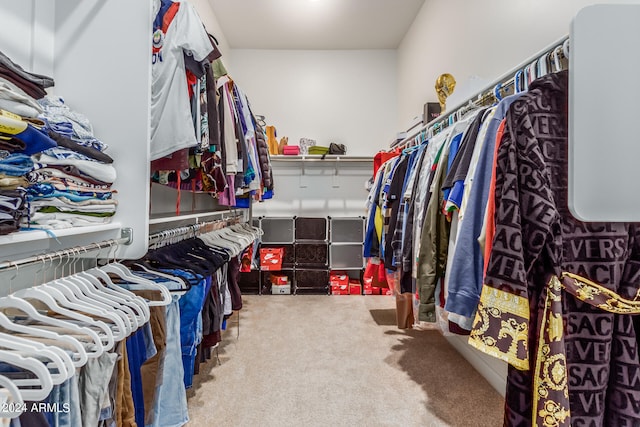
[308,146,329,155]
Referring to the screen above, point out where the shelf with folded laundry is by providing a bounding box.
[0,96,118,241]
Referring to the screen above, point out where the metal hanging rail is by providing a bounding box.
[148,212,245,248]
[391,35,570,150]
[0,232,131,272]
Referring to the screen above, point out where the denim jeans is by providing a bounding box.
[149,296,188,427]
[45,374,82,427]
[160,269,207,389]
[126,329,148,427]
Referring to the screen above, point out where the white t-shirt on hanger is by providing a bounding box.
[150,0,213,160]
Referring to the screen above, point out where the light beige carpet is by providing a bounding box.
[186,295,504,426]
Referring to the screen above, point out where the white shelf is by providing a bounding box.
[270,155,372,162]
[0,222,126,263]
[0,223,123,246]
[149,210,245,225]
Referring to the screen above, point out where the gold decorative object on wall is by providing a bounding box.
[435,73,456,111]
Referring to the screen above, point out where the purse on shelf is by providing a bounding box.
[308,146,329,156]
[329,143,346,155]
[283,145,300,155]
[278,136,288,155]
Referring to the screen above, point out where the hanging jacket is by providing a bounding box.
[254,121,273,190]
[415,137,454,322]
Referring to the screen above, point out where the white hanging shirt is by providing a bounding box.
[150,0,213,160]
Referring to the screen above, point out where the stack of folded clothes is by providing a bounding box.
[27,139,117,229]
[0,109,50,235]
[0,50,117,233]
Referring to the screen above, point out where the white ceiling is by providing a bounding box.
[208,0,425,50]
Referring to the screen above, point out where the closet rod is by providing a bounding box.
[391,34,569,150]
[0,235,130,272]
[148,213,244,245]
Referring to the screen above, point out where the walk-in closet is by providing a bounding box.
[0,0,639,426]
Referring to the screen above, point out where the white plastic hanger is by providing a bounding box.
[99,264,172,307]
[0,374,25,419]
[11,288,115,352]
[62,249,139,331]
[76,246,149,321]
[131,263,189,296]
[0,349,53,401]
[0,295,104,358]
[77,269,148,325]
[40,254,130,339]
[61,275,139,332]
[81,268,151,321]
[0,332,71,385]
[0,311,88,367]
[40,283,129,341]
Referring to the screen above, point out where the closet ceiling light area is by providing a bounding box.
[209,0,425,49]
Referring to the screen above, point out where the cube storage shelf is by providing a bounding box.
[330,217,365,244]
[329,244,364,270]
[261,217,295,244]
[240,216,365,295]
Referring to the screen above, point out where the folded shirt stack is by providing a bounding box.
[0,50,118,233]
[27,150,117,229]
[0,188,28,235]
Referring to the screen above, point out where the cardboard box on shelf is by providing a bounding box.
[331,284,349,295]
[329,271,349,287]
[270,274,289,286]
[260,247,284,271]
[349,283,362,295]
[364,284,381,295]
[271,284,291,295]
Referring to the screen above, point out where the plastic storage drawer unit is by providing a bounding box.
[295,217,328,241]
[260,217,295,243]
[329,217,364,243]
[330,244,364,269]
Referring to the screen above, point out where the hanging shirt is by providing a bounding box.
[150,0,214,160]
[411,129,452,278]
[445,95,522,321]
[469,71,640,426]
[441,108,487,216]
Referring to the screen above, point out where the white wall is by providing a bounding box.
[396,0,640,129]
[252,162,372,218]
[229,49,397,156]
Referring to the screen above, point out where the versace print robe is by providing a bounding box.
[469,71,640,427]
